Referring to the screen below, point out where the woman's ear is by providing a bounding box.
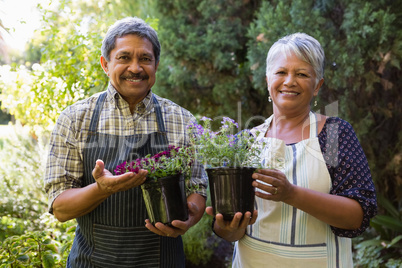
[314,78,324,96]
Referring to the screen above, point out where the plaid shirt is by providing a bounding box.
[45,84,207,212]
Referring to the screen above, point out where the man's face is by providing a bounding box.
[101,34,159,106]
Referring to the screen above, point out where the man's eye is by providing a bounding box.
[118,56,129,60]
[298,73,308,77]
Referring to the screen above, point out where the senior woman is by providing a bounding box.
[206,33,377,267]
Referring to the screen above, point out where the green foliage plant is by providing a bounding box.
[0,124,77,267]
[353,195,402,268]
[153,0,265,123]
[182,210,215,266]
[0,0,158,129]
[187,116,265,168]
[0,123,49,240]
[0,227,76,268]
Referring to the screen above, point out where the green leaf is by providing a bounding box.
[377,195,400,219]
[388,235,402,248]
[42,238,52,245]
[371,215,402,232]
[45,243,58,253]
[43,254,55,268]
[16,254,29,262]
[354,238,383,248]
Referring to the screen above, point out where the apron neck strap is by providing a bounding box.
[152,94,167,133]
[308,111,318,138]
[88,92,107,134]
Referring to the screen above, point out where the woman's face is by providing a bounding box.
[267,52,323,114]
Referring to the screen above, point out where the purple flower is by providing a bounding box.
[114,145,193,180]
[221,117,239,128]
[200,116,212,122]
[228,135,236,147]
[114,161,127,175]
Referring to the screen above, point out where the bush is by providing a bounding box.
[0,124,77,267]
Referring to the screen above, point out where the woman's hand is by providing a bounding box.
[205,207,258,242]
[252,169,364,230]
[252,169,295,203]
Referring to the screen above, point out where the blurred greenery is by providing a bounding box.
[0,0,401,267]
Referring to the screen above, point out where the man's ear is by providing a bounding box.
[100,56,109,76]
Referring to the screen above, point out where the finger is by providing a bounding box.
[252,172,275,184]
[253,180,275,194]
[205,206,214,216]
[228,212,244,229]
[170,220,188,231]
[145,219,165,236]
[170,203,196,230]
[214,213,227,229]
[249,210,258,225]
[256,168,280,176]
[154,222,182,237]
[92,159,105,178]
[238,211,253,229]
[255,190,275,200]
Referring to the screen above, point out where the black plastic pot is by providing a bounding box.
[206,167,256,221]
[141,174,188,225]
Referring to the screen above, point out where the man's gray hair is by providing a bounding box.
[266,33,325,84]
[101,17,161,64]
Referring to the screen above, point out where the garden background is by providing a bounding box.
[0,0,401,267]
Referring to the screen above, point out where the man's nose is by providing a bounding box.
[128,59,142,73]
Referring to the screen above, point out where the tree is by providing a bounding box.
[0,0,152,127]
[152,0,265,128]
[153,0,401,205]
[1,0,401,265]
[155,0,402,265]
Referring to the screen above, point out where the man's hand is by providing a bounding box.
[145,193,206,237]
[52,159,148,222]
[92,159,148,196]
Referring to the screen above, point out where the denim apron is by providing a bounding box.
[232,112,353,267]
[67,92,185,268]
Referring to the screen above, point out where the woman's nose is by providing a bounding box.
[284,74,296,86]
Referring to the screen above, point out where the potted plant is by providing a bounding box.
[114,145,195,225]
[187,117,265,221]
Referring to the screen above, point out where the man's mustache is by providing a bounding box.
[121,73,149,80]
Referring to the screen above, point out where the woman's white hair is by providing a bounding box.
[266,33,325,84]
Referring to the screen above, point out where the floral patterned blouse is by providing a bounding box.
[317,117,377,237]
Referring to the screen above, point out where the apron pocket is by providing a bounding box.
[92,224,160,268]
[236,235,328,268]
